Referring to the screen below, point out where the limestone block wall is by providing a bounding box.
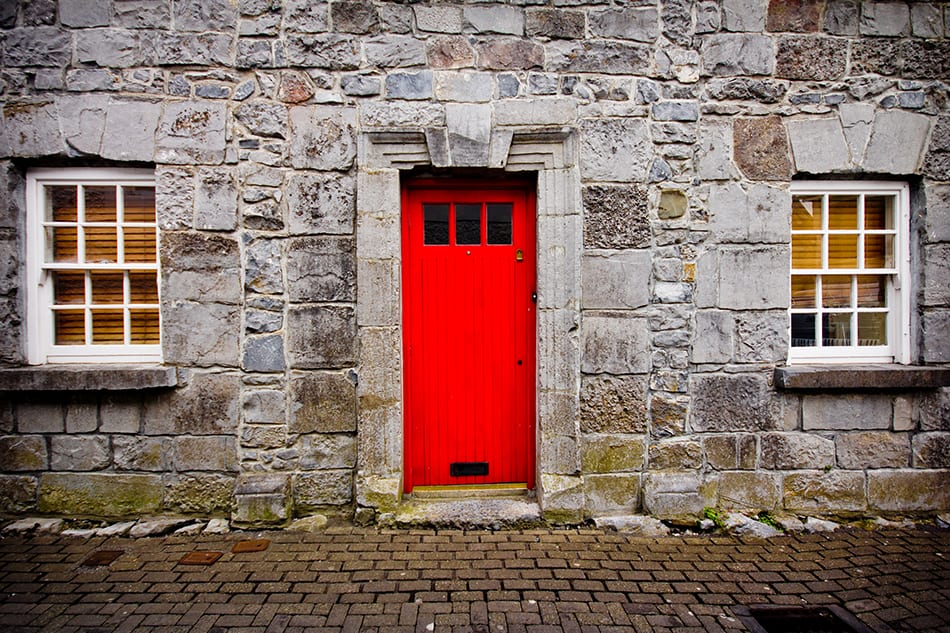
[0,0,947,523]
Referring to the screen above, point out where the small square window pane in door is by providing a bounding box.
[455,203,481,245]
[423,204,449,245]
[487,203,513,244]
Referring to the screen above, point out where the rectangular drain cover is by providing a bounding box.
[82,550,123,566]
[450,462,488,477]
[179,551,223,566]
[733,605,874,633]
[232,539,270,553]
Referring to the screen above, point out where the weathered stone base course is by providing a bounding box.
[0,526,947,633]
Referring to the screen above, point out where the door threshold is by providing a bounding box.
[410,483,529,500]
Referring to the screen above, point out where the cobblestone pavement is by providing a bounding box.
[0,526,948,633]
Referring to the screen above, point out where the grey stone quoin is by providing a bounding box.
[0,0,948,525]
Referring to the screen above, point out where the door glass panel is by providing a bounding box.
[792,195,822,230]
[423,204,449,245]
[791,313,816,347]
[858,312,886,346]
[455,203,481,245]
[487,203,513,244]
[822,312,852,346]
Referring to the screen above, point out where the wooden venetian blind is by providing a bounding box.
[45,184,160,347]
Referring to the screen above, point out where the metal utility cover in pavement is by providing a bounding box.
[231,539,270,553]
[732,605,875,633]
[82,550,123,566]
[179,551,223,566]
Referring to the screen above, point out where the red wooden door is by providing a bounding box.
[403,179,536,492]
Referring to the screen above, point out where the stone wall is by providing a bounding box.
[0,0,948,524]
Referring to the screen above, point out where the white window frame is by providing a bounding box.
[788,181,911,365]
[26,168,162,365]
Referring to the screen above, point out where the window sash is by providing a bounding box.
[26,169,162,364]
[788,182,910,365]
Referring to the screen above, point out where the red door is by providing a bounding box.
[403,179,536,492]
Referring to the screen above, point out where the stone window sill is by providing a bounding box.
[0,365,179,391]
[774,365,950,391]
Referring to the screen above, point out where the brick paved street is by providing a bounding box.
[0,526,948,633]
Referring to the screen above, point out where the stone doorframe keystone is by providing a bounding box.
[354,125,584,522]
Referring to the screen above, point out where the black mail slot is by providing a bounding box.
[450,462,488,477]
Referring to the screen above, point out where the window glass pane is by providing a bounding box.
[129,272,159,303]
[124,187,156,222]
[827,234,857,268]
[85,226,118,263]
[487,203,512,245]
[46,185,77,222]
[791,313,816,347]
[822,312,852,346]
[423,204,449,245]
[864,196,891,230]
[857,275,886,308]
[864,234,893,269]
[792,195,822,230]
[828,196,857,229]
[822,275,852,308]
[858,313,887,346]
[130,309,161,344]
[53,272,85,305]
[91,272,124,304]
[791,234,821,269]
[50,226,78,263]
[455,203,481,245]
[91,309,124,344]
[54,310,85,345]
[791,275,816,309]
[123,227,157,263]
[84,186,116,222]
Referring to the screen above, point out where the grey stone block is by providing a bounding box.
[825,0,859,35]
[911,3,943,38]
[163,473,234,514]
[156,167,195,230]
[246,310,282,334]
[783,470,867,513]
[99,395,142,434]
[787,118,850,173]
[234,101,287,138]
[582,185,649,249]
[0,100,64,158]
[360,102,445,128]
[357,259,400,327]
[642,472,712,520]
[144,373,241,436]
[415,5,463,33]
[341,74,381,97]
[589,8,659,42]
[923,244,950,307]
[38,473,162,517]
[652,101,699,122]
[113,436,169,471]
[243,390,286,425]
[60,0,110,26]
[547,41,651,75]
[446,103,491,167]
[868,470,950,512]
[581,251,650,310]
[721,0,766,32]
[579,119,650,183]
[863,110,931,174]
[538,309,581,393]
[761,433,835,470]
[734,311,787,364]
[161,232,241,304]
[717,246,789,310]
[718,472,780,511]
[692,310,734,364]
[648,439,702,470]
[284,0,329,33]
[17,402,64,434]
[65,68,119,92]
[243,335,286,373]
[580,375,648,434]
[837,432,909,469]
[701,34,775,76]
[913,432,950,468]
[194,168,237,231]
[0,436,48,471]
[244,238,283,295]
[365,36,425,68]
[156,101,227,165]
[296,470,354,507]
[0,476,38,514]
[174,436,237,472]
[692,373,777,432]
[385,71,433,100]
[233,473,291,526]
[300,434,357,470]
[64,398,98,434]
[331,1,379,34]
[860,1,910,36]
[3,28,72,67]
[288,237,355,303]
[287,306,356,369]
[288,106,357,170]
[114,1,170,28]
[584,473,640,516]
[802,395,892,431]
[922,311,950,363]
[696,122,735,181]
[144,32,233,66]
[464,6,524,36]
[287,172,355,235]
[75,29,142,68]
[581,313,650,375]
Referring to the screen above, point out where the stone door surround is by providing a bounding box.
[354,118,584,522]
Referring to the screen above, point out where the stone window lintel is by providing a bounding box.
[0,365,180,391]
[774,365,950,391]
